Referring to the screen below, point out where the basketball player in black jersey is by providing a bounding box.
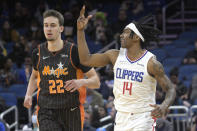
[24,9,100,131]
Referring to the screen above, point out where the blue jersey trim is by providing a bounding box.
[126,50,148,64]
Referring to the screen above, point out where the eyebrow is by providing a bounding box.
[44,23,57,25]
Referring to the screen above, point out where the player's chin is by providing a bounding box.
[121,42,126,48]
[121,44,126,48]
[46,38,55,41]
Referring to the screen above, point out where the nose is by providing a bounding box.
[45,26,52,31]
[47,27,52,31]
[120,33,123,39]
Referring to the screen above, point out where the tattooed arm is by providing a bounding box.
[148,57,176,118]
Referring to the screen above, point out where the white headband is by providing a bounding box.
[125,23,145,42]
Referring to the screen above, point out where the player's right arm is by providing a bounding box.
[24,48,39,109]
[24,69,38,108]
[77,6,119,67]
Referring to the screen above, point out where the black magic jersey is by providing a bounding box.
[32,41,91,109]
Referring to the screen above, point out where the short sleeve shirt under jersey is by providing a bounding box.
[32,44,91,73]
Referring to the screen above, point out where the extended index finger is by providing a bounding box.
[80,5,85,17]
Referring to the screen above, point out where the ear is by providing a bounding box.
[134,34,140,41]
[60,26,64,33]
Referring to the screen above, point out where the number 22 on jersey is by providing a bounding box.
[123,82,132,95]
[49,80,64,94]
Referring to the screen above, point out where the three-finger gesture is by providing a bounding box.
[77,5,92,31]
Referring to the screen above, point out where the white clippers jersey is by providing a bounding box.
[113,48,157,113]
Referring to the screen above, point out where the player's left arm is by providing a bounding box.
[147,57,176,118]
[64,68,100,92]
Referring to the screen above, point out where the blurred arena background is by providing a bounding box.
[0,0,197,131]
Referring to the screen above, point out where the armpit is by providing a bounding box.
[106,49,119,65]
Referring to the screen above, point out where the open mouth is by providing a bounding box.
[47,33,52,37]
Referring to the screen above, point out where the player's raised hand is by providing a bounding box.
[77,5,92,31]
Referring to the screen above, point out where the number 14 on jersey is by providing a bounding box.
[123,82,132,95]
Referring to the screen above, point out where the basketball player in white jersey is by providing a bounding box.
[77,6,176,131]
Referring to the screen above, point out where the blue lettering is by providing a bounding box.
[115,68,144,82]
[116,68,121,79]
[128,71,132,80]
[123,69,129,79]
[131,71,135,81]
[138,72,144,82]
[135,72,139,82]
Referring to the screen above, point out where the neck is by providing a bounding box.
[47,38,63,52]
[126,42,144,61]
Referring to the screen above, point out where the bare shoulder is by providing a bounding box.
[147,56,165,77]
[105,49,119,65]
